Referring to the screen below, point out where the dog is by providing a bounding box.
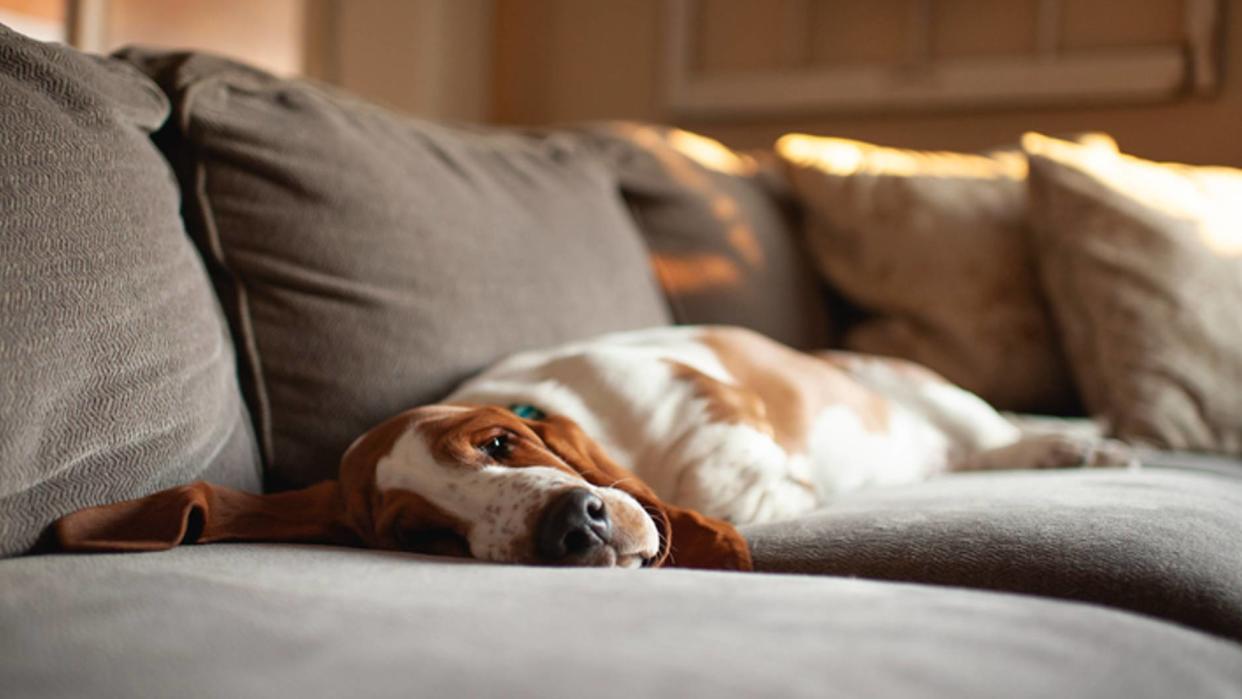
[51,325,1132,569]
[447,326,1134,524]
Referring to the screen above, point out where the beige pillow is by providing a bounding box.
[777,133,1115,413]
[1024,133,1242,455]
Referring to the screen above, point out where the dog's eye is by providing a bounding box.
[478,434,513,461]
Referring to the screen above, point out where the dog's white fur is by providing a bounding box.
[445,325,1134,526]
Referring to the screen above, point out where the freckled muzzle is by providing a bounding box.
[535,488,613,565]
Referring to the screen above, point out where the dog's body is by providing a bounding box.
[449,325,1132,525]
[53,325,1132,569]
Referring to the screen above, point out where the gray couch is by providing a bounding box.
[2,27,1240,698]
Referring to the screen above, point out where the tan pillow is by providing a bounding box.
[777,133,1115,413]
[1024,133,1242,455]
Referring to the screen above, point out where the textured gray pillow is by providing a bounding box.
[0,28,261,556]
[119,51,672,490]
[578,123,832,350]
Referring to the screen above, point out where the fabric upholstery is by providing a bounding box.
[579,122,832,349]
[117,50,671,489]
[3,544,1240,698]
[1025,133,1242,455]
[742,467,1242,642]
[777,133,1116,413]
[0,28,261,557]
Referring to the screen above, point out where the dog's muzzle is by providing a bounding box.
[536,488,613,564]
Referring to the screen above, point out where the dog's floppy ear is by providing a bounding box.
[50,481,354,552]
[530,415,752,571]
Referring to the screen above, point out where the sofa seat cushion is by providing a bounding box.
[116,51,672,489]
[0,27,261,557]
[3,544,1240,699]
[742,465,1242,642]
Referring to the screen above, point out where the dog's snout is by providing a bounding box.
[536,488,612,562]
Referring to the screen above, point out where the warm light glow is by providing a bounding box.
[1020,132,1118,175]
[622,124,711,191]
[651,253,743,294]
[777,133,1029,179]
[727,224,764,267]
[1074,132,1121,152]
[1200,212,1242,257]
[665,128,756,177]
[1023,132,1242,257]
[778,132,1119,183]
[615,123,766,271]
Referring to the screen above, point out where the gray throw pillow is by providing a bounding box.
[0,27,261,556]
[578,122,833,350]
[119,51,672,490]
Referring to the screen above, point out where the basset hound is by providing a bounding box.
[51,326,1132,570]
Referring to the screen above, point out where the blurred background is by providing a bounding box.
[2,0,1236,165]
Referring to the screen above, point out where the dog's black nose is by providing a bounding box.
[536,488,612,562]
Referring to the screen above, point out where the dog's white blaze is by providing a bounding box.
[374,428,572,561]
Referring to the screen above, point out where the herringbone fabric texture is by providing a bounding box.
[0,26,260,556]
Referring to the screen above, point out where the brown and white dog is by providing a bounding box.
[52,326,1131,570]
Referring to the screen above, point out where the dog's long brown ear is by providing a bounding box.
[531,415,752,572]
[51,481,353,552]
[657,504,753,571]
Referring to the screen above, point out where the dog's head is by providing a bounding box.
[51,405,750,571]
[344,405,664,567]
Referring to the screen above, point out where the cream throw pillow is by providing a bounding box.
[778,133,1115,413]
[1024,133,1242,455]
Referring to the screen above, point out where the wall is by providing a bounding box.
[0,0,65,41]
[491,0,1242,166]
[100,0,307,75]
[61,0,492,122]
[60,0,1240,164]
[492,0,662,129]
[312,0,493,121]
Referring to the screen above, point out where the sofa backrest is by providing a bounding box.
[118,49,677,489]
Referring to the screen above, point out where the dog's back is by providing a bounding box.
[448,325,1025,523]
